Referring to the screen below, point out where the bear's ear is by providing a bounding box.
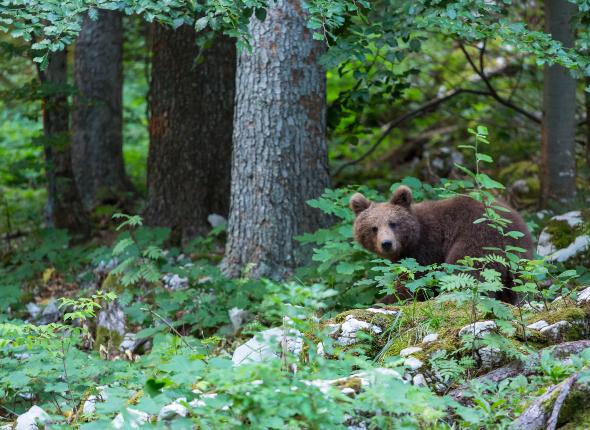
[350,193,371,216]
[390,186,413,208]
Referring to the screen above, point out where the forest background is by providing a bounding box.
[2,0,590,429]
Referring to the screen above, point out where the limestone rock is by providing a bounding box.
[228,307,252,332]
[158,398,188,421]
[539,320,571,342]
[577,286,590,305]
[422,333,439,344]
[232,327,302,365]
[400,346,423,357]
[337,315,382,346]
[112,408,150,429]
[527,320,549,331]
[478,346,503,369]
[459,320,497,338]
[38,300,60,324]
[404,357,424,371]
[162,273,188,291]
[537,210,590,265]
[412,373,427,386]
[15,406,51,430]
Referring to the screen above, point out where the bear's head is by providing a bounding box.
[349,186,420,260]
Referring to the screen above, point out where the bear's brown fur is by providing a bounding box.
[350,186,534,304]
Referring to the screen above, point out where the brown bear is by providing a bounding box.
[350,186,534,304]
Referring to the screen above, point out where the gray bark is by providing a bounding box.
[39,50,90,237]
[221,0,330,279]
[144,25,235,242]
[541,0,577,208]
[72,11,134,210]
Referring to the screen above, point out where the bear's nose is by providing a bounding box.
[381,240,393,250]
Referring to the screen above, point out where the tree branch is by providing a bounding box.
[458,42,541,124]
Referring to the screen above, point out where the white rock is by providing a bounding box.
[232,327,302,365]
[112,408,150,429]
[158,398,188,421]
[1,424,13,430]
[326,323,341,335]
[162,273,189,291]
[316,342,325,357]
[337,315,382,346]
[554,211,583,227]
[228,308,252,332]
[412,373,427,386]
[119,333,138,353]
[82,386,108,415]
[97,301,126,341]
[366,308,399,316]
[16,405,51,430]
[458,321,496,338]
[577,287,590,305]
[399,346,423,357]
[422,333,439,344]
[207,214,227,228]
[540,320,571,342]
[527,320,549,331]
[341,387,356,396]
[26,303,41,320]
[404,357,424,371]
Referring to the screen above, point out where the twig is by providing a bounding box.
[547,372,579,430]
[333,87,490,176]
[458,42,541,124]
[142,307,197,352]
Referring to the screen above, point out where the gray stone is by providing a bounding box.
[119,333,139,353]
[577,286,590,305]
[422,333,439,344]
[38,300,60,324]
[478,346,503,369]
[399,346,423,357]
[458,320,496,338]
[232,327,302,365]
[162,273,189,291]
[25,303,41,320]
[15,406,51,430]
[527,320,549,331]
[158,398,188,421]
[366,308,399,316]
[336,315,382,346]
[112,408,150,429]
[228,307,252,332]
[412,373,427,386]
[207,214,227,228]
[97,301,126,340]
[540,320,571,342]
[537,211,590,263]
[404,357,424,371]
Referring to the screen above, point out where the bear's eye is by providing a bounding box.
[389,222,397,230]
[371,226,378,233]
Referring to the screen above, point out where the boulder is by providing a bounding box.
[537,210,590,266]
[15,406,51,430]
[232,327,302,365]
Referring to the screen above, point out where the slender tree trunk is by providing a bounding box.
[541,0,577,208]
[144,24,235,242]
[221,0,330,279]
[586,77,590,169]
[39,50,90,237]
[72,10,134,210]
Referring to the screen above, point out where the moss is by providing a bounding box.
[95,325,124,351]
[101,273,126,295]
[527,306,587,326]
[334,377,363,393]
[541,209,590,265]
[560,402,590,430]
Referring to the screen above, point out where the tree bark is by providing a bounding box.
[221,0,331,279]
[72,10,134,210]
[39,50,90,237]
[540,0,577,208]
[144,25,235,242]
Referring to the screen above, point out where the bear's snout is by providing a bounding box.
[381,240,393,251]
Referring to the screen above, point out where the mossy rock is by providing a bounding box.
[521,301,590,345]
[537,210,590,267]
[95,325,124,352]
[499,161,540,206]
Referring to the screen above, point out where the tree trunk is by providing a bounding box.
[39,50,90,237]
[540,0,577,208]
[144,25,235,242]
[72,10,134,210]
[221,0,331,279]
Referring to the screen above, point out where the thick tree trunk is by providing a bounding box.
[221,0,331,279]
[39,50,90,237]
[72,11,133,210]
[540,0,577,208]
[144,25,235,241]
